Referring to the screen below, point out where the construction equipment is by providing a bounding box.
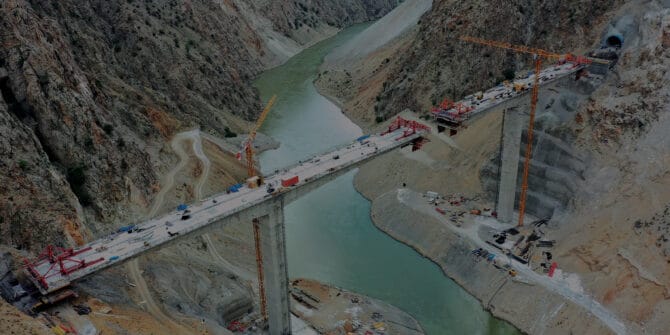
[430,98,475,130]
[460,36,609,227]
[24,245,105,291]
[238,95,276,322]
[240,95,277,178]
[513,82,527,92]
[252,218,267,321]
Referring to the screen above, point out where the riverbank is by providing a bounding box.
[255,23,520,335]
[290,278,424,334]
[350,110,621,334]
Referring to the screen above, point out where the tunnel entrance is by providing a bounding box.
[605,35,623,49]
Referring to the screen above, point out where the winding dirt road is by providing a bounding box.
[126,130,205,335]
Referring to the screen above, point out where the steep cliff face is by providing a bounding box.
[374,0,623,120]
[0,0,399,250]
[257,0,400,43]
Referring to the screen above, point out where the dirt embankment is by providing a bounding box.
[315,0,430,127]
[290,278,424,335]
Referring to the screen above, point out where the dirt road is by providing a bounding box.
[126,259,194,334]
[126,130,204,335]
[395,188,627,335]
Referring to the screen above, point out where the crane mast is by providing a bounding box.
[460,36,608,226]
[237,94,276,323]
[243,95,277,178]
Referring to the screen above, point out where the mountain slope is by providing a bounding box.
[0,0,398,250]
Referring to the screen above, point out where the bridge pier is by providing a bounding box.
[497,107,523,223]
[256,198,291,335]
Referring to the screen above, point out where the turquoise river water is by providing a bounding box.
[256,24,520,335]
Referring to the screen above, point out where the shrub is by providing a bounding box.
[224,127,237,138]
[103,124,114,135]
[18,160,28,170]
[67,165,92,206]
[503,68,515,81]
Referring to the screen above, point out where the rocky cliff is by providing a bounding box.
[373,0,623,120]
[0,0,399,251]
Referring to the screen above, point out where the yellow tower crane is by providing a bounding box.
[239,94,276,322]
[242,95,277,178]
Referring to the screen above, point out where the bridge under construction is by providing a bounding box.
[22,117,430,334]
[20,42,610,334]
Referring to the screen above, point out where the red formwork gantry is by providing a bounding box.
[381,116,431,140]
[23,245,104,290]
[431,98,475,127]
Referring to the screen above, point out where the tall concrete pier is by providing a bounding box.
[497,107,524,223]
[257,198,291,335]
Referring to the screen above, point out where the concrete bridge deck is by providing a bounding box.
[28,125,426,295]
[433,62,583,124]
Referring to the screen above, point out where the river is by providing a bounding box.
[255,24,520,335]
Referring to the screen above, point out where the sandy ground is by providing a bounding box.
[324,0,432,68]
[0,300,51,335]
[314,0,432,129]
[290,278,424,335]
[395,188,626,334]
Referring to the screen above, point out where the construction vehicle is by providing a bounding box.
[281,176,299,187]
[460,36,609,227]
[513,82,527,92]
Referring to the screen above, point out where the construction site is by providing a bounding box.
[1,0,670,334]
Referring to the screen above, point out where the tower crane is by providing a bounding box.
[240,95,277,178]
[237,94,276,322]
[460,36,608,227]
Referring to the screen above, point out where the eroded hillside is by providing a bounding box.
[0,0,398,250]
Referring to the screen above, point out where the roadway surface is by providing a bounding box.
[433,62,583,123]
[31,63,586,296]
[30,126,425,294]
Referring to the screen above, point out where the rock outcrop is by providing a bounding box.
[373,0,623,121]
[0,0,399,251]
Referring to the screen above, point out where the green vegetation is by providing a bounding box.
[503,68,516,81]
[103,124,114,135]
[186,39,196,52]
[18,160,28,170]
[224,127,237,138]
[84,137,94,150]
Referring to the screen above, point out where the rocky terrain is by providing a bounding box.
[0,0,401,334]
[0,0,399,252]
[331,0,670,333]
[317,0,623,125]
[3,0,670,334]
